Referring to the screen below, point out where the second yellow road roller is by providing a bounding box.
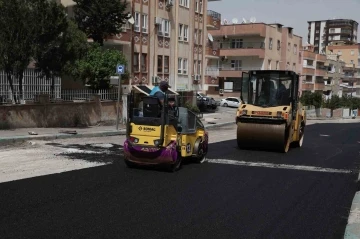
[235,70,306,153]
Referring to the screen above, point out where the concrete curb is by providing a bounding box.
[0,122,236,146]
[0,130,126,146]
[344,191,360,238]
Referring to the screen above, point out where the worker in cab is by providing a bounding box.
[149,81,171,105]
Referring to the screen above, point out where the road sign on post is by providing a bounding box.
[116,64,125,131]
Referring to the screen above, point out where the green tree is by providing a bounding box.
[323,95,341,117]
[73,0,130,46]
[34,19,88,99]
[0,0,37,102]
[70,43,129,90]
[312,91,323,109]
[299,91,313,106]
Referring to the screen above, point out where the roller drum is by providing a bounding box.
[236,122,290,152]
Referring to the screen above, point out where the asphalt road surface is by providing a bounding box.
[0,122,359,239]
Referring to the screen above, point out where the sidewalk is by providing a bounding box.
[0,110,236,146]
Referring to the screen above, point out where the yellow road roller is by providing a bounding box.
[235,70,306,153]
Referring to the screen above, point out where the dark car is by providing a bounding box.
[196,93,217,112]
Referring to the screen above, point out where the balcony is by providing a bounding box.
[218,66,262,78]
[209,23,267,38]
[303,51,316,60]
[206,10,221,29]
[303,68,315,75]
[303,64,315,69]
[205,41,220,58]
[302,83,314,91]
[316,68,326,76]
[205,67,219,77]
[219,41,265,58]
[316,54,327,62]
[315,83,325,90]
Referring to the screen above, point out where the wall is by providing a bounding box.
[0,95,120,129]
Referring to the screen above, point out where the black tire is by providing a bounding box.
[293,122,305,148]
[223,103,228,107]
[168,154,182,172]
[193,143,207,164]
[124,158,136,168]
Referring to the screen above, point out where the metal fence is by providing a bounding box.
[0,69,61,104]
[61,89,118,102]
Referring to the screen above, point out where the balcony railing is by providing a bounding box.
[207,10,221,20]
[220,41,265,49]
[205,67,219,77]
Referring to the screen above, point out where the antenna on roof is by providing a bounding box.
[232,18,238,24]
[249,17,256,23]
[242,18,247,23]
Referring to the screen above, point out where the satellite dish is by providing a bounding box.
[127,15,135,25]
[232,18,238,24]
[242,18,247,23]
[208,33,214,42]
[249,17,256,23]
[223,19,228,24]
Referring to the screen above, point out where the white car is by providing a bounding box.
[220,97,241,108]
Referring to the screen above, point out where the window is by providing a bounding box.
[276,61,279,70]
[351,50,354,55]
[197,60,201,74]
[178,58,183,74]
[316,30,319,33]
[199,0,203,13]
[293,44,297,54]
[231,60,241,70]
[134,12,140,32]
[164,56,169,73]
[194,60,197,74]
[180,0,189,8]
[157,56,163,73]
[179,24,183,40]
[330,28,335,33]
[179,24,189,41]
[133,53,139,72]
[183,25,189,41]
[141,53,147,72]
[277,40,280,50]
[195,0,199,12]
[158,19,170,37]
[268,60,271,70]
[231,39,243,49]
[287,43,290,51]
[178,58,188,74]
[141,14,148,33]
[269,38,273,50]
[194,30,197,42]
[183,58,188,74]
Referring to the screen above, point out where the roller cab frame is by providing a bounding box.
[123,89,209,172]
[236,70,306,153]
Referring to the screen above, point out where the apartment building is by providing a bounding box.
[326,44,360,96]
[307,19,358,54]
[206,22,302,96]
[302,44,344,98]
[59,0,213,94]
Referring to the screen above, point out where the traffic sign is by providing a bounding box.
[116,64,125,74]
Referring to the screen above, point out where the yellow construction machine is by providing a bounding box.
[235,70,306,153]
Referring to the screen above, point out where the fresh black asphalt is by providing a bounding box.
[0,122,359,239]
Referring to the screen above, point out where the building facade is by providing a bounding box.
[326,44,360,97]
[307,19,358,54]
[302,44,344,98]
[60,0,213,94]
[206,22,302,97]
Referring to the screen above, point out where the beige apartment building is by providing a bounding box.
[302,44,344,98]
[59,0,216,94]
[326,44,360,97]
[206,22,302,97]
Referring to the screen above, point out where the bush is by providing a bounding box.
[184,102,200,113]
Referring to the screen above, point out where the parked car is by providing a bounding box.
[220,97,241,108]
[196,93,217,111]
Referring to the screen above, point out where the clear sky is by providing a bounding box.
[208,0,360,43]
